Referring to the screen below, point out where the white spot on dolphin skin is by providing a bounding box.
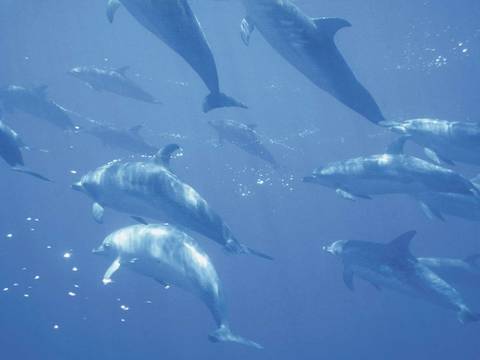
[23,294,30,298]
[68,292,76,297]
[53,324,60,330]
[3,288,9,292]
[34,275,40,280]
[120,305,129,311]
[72,267,79,272]
[69,170,77,175]
[26,217,32,221]
[5,233,13,239]
[63,252,72,259]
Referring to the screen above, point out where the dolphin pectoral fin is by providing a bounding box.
[92,202,105,224]
[343,268,355,291]
[103,257,121,285]
[11,167,52,182]
[336,188,371,201]
[154,144,181,167]
[419,202,445,222]
[313,17,352,38]
[424,148,442,165]
[240,17,255,46]
[131,216,148,225]
[203,92,248,113]
[106,0,121,23]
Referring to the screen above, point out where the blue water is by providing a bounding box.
[1,1,480,359]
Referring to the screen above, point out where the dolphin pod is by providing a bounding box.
[69,65,162,104]
[72,144,272,260]
[325,231,480,323]
[239,0,385,124]
[106,0,247,112]
[93,224,263,348]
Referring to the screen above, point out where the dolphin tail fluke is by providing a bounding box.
[203,92,248,113]
[458,308,480,324]
[11,167,52,182]
[209,325,263,349]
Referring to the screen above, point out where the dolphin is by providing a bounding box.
[238,0,385,124]
[93,224,263,348]
[69,65,161,104]
[84,122,159,155]
[0,118,51,182]
[381,118,480,166]
[208,119,278,168]
[106,0,247,112]
[325,231,480,323]
[419,254,480,290]
[72,144,272,260]
[303,138,479,201]
[0,85,75,130]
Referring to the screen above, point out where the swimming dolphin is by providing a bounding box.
[381,118,480,166]
[0,119,51,182]
[419,254,480,290]
[93,224,263,348]
[72,144,272,260]
[238,0,385,124]
[0,85,75,130]
[69,65,161,104]
[106,0,247,112]
[325,231,480,323]
[208,119,278,168]
[303,138,479,201]
[84,122,159,155]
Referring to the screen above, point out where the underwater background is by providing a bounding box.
[1,0,480,359]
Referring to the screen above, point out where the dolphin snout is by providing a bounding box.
[92,245,104,254]
[71,182,84,193]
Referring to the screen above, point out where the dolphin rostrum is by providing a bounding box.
[93,224,263,348]
[73,144,272,260]
[239,0,385,124]
[325,231,480,323]
[208,119,278,168]
[106,0,247,112]
[0,85,75,130]
[69,65,161,104]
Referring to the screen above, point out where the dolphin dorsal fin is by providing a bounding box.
[34,85,48,97]
[129,125,142,134]
[115,66,130,76]
[389,230,416,255]
[313,17,352,38]
[154,144,180,167]
[107,0,122,23]
[386,136,408,155]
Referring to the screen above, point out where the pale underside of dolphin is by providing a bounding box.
[240,0,385,124]
[94,224,262,348]
[107,0,247,112]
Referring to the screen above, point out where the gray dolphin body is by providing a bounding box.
[107,0,246,112]
[85,123,158,155]
[303,139,478,200]
[69,66,161,104]
[239,0,384,124]
[208,119,278,168]
[419,254,480,291]
[0,118,51,182]
[73,145,271,260]
[0,85,74,130]
[325,231,480,323]
[93,224,262,348]
[383,118,480,166]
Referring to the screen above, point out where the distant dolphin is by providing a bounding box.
[84,122,159,155]
[303,138,479,201]
[325,231,480,323]
[419,254,480,290]
[0,119,51,182]
[0,85,75,130]
[72,144,272,260]
[239,0,385,124]
[106,0,247,112]
[69,65,161,104]
[208,119,278,168]
[381,118,480,166]
[93,224,263,348]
